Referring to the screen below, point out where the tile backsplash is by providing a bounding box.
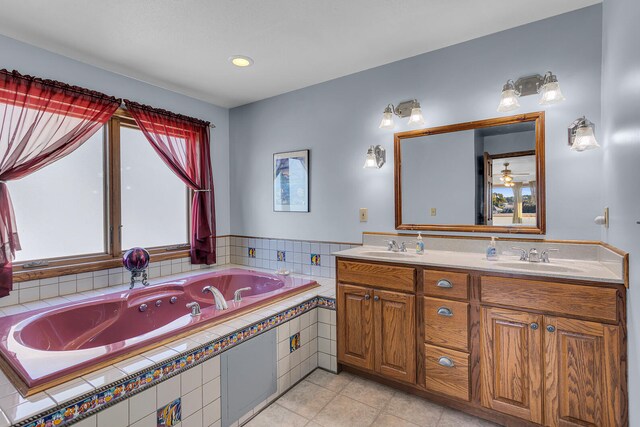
[229,236,360,279]
[0,237,231,310]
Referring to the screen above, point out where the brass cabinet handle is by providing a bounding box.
[438,356,455,368]
[436,279,453,288]
[437,307,454,317]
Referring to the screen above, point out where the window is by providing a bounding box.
[9,130,106,262]
[11,110,190,273]
[120,126,188,249]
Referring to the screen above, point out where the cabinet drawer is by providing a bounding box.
[480,276,618,323]
[337,260,415,292]
[424,297,469,351]
[423,270,469,300]
[425,344,470,401]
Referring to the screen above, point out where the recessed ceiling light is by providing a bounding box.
[229,55,254,68]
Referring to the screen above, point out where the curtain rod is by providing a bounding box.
[118,102,215,129]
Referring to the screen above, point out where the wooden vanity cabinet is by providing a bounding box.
[336,260,416,384]
[336,258,627,427]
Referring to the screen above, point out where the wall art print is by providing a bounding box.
[274,149,309,212]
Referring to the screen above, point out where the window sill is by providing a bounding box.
[12,249,190,283]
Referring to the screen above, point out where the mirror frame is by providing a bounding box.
[394,111,546,234]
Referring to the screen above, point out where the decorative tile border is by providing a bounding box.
[17,295,336,427]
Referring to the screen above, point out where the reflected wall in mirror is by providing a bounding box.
[395,112,545,234]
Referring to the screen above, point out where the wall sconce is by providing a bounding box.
[379,99,425,129]
[497,71,565,112]
[568,116,600,151]
[363,145,386,168]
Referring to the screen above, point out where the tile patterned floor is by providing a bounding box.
[246,370,498,427]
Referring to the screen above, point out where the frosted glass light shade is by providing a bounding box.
[363,152,378,168]
[497,89,520,112]
[407,107,425,127]
[571,125,600,151]
[539,81,565,105]
[379,111,394,129]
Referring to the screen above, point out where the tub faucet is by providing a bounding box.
[202,286,228,310]
[234,287,252,303]
[186,302,201,317]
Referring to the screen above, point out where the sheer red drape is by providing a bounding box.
[0,70,120,297]
[124,100,216,265]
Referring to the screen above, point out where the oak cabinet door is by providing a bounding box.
[373,289,416,383]
[544,316,622,427]
[481,307,543,424]
[337,283,374,371]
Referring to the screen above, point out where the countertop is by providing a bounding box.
[332,245,624,284]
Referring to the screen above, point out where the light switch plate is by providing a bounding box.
[359,208,368,222]
[430,208,437,216]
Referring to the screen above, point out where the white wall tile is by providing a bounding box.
[202,377,220,406]
[128,387,156,423]
[182,387,203,418]
[97,401,128,427]
[157,375,181,407]
[181,365,203,395]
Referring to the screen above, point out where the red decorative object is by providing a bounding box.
[0,70,120,297]
[122,247,150,271]
[124,100,216,265]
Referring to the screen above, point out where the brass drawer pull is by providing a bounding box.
[437,307,453,317]
[436,279,453,288]
[438,356,455,368]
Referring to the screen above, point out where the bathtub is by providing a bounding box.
[0,268,317,395]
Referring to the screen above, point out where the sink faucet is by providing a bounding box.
[186,302,201,317]
[541,248,559,263]
[386,240,407,252]
[511,247,528,261]
[202,286,228,310]
[528,248,541,263]
[233,287,251,303]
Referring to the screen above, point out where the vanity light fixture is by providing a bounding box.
[379,99,425,129]
[363,145,386,169]
[568,116,600,151]
[497,71,565,112]
[229,55,254,67]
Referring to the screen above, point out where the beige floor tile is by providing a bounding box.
[384,391,444,427]
[305,369,354,392]
[277,380,335,419]
[312,394,378,427]
[246,403,308,427]
[437,408,499,427]
[340,376,395,409]
[304,422,323,427]
[372,413,420,427]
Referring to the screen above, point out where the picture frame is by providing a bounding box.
[273,149,309,212]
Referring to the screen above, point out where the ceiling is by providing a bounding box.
[0,0,600,108]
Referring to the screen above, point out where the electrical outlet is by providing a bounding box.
[359,208,368,222]
[430,208,437,216]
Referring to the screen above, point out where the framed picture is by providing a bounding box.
[273,149,309,212]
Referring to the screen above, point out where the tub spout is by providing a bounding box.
[202,286,228,310]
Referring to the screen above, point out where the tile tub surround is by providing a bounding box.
[228,236,361,279]
[0,268,336,426]
[347,232,628,284]
[1,237,232,310]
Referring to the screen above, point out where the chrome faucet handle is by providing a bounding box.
[233,287,252,303]
[186,302,201,317]
[511,247,528,261]
[385,240,397,251]
[541,248,559,263]
[399,242,407,252]
[528,248,540,263]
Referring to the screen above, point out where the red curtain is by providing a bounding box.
[0,70,120,297]
[124,100,216,265]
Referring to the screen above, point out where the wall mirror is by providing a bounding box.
[394,112,545,234]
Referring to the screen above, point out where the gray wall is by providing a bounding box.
[229,5,603,243]
[401,130,476,225]
[601,0,640,424]
[0,34,231,235]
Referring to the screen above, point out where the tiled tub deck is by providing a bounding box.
[0,266,338,427]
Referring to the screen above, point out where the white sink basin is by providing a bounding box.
[359,251,418,259]
[493,262,582,274]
